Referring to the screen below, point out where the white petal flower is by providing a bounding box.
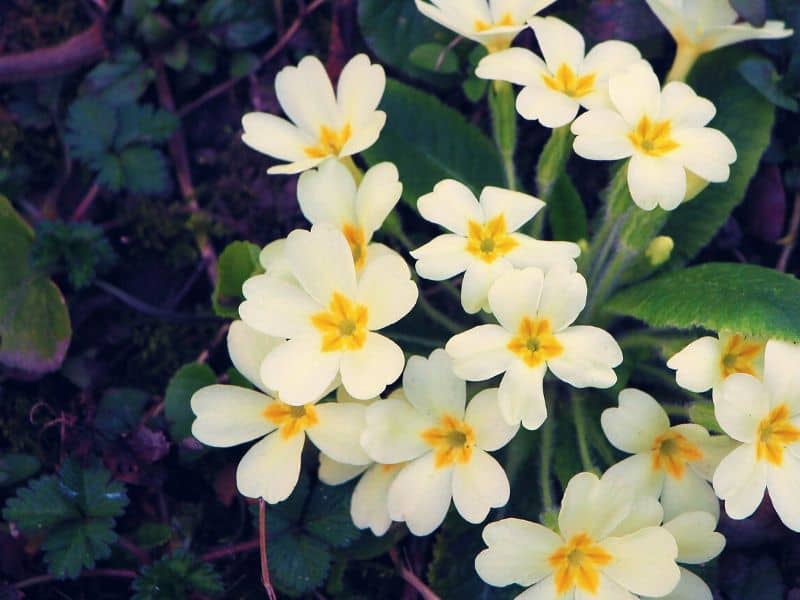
[667,331,765,394]
[362,349,518,535]
[298,159,403,271]
[645,0,792,55]
[476,472,681,598]
[476,17,641,128]
[712,340,800,531]
[571,61,737,211]
[240,225,418,405]
[601,388,735,520]
[446,266,622,429]
[411,180,580,314]
[241,54,386,174]
[414,0,557,53]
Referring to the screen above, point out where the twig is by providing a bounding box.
[0,21,107,83]
[389,549,441,600]
[94,279,218,321]
[777,192,800,272]
[259,498,278,600]
[195,323,231,363]
[117,535,151,565]
[15,568,137,590]
[200,538,260,562]
[178,0,329,118]
[70,180,101,222]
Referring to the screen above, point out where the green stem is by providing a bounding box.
[413,277,463,334]
[489,80,518,191]
[666,43,700,83]
[538,415,555,513]
[571,391,596,474]
[530,125,574,239]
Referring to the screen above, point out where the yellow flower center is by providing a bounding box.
[542,63,596,98]
[507,318,563,368]
[310,292,369,352]
[474,12,514,32]
[263,401,319,439]
[756,404,800,466]
[650,430,703,479]
[465,214,518,263]
[627,115,679,157]
[420,415,476,469]
[719,334,763,379]
[341,223,367,271]
[303,123,352,159]
[548,532,613,596]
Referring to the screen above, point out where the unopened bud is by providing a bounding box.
[645,236,674,266]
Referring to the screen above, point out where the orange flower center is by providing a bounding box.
[548,532,613,595]
[465,214,518,263]
[507,318,563,368]
[542,63,596,98]
[719,334,763,378]
[474,12,514,32]
[650,430,703,479]
[304,123,352,159]
[756,404,800,466]
[341,223,367,271]
[420,415,476,469]
[263,401,319,439]
[627,115,679,157]
[310,292,368,352]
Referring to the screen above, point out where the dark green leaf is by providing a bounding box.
[269,533,331,598]
[607,263,800,341]
[462,76,488,102]
[0,453,40,487]
[409,43,460,74]
[2,476,77,530]
[59,459,129,519]
[536,126,574,202]
[132,550,222,599]
[221,20,273,49]
[96,155,125,192]
[0,197,71,375]
[95,388,150,438]
[42,518,117,579]
[304,483,361,549]
[165,363,216,441]
[738,57,798,111]
[212,241,263,318]
[547,173,587,242]
[119,145,171,196]
[116,104,179,148]
[229,51,260,78]
[362,79,505,206]
[84,48,154,106]
[164,40,189,70]
[64,98,117,162]
[133,522,172,550]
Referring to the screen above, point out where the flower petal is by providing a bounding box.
[475,47,548,86]
[411,234,471,280]
[666,336,721,393]
[763,339,800,414]
[516,85,581,128]
[580,40,641,101]
[260,336,341,406]
[318,454,368,485]
[241,113,313,161]
[516,577,565,600]
[340,332,405,400]
[452,449,510,523]
[559,472,633,541]
[602,453,665,500]
[356,162,402,237]
[671,128,736,182]
[767,451,800,532]
[662,511,725,565]
[548,326,622,388]
[498,360,548,430]
[462,258,514,314]
[336,54,385,126]
[191,385,276,447]
[488,266,544,332]
[307,402,370,465]
[446,324,514,381]
[529,16,585,74]
[538,263,587,331]
[417,179,483,236]
[660,468,720,522]
[466,388,519,450]
[571,109,633,160]
[506,236,581,270]
[387,453,454,535]
[602,527,680,597]
[659,567,713,600]
[297,159,357,229]
[609,62,661,125]
[627,154,686,212]
[659,81,716,128]
[608,496,664,537]
[713,373,769,443]
[601,388,670,454]
[275,56,338,135]
[479,186,544,232]
[236,431,304,503]
[402,349,466,419]
[356,254,417,330]
[239,275,320,339]
[226,320,283,393]
[713,442,767,520]
[351,463,401,536]
[361,398,433,463]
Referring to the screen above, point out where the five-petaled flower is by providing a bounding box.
[241,54,386,174]
[239,224,418,405]
[360,350,518,535]
[191,321,371,503]
[414,0,557,53]
[571,61,737,211]
[476,16,642,128]
[601,388,736,521]
[446,265,622,430]
[712,340,800,531]
[475,472,681,599]
[411,179,579,314]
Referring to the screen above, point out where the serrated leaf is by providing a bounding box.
[212,241,263,318]
[119,145,171,196]
[94,388,150,438]
[64,98,117,163]
[304,483,360,549]
[116,104,179,149]
[662,48,776,265]
[269,533,331,598]
[0,197,71,375]
[42,518,117,579]
[2,476,78,531]
[0,453,40,487]
[607,263,800,341]
[59,459,129,519]
[84,48,154,106]
[132,550,222,599]
[362,79,505,206]
[165,363,216,441]
[96,155,125,192]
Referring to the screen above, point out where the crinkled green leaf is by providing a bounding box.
[607,263,800,341]
[0,453,40,487]
[119,145,171,196]
[363,79,505,206]
[133,522,172,550]
[84,47,154,106]
[132,550,222,599]
[94,388,150,438]
[165,363,216,441]
[59,458,129,519]
[65,98,117,163]
[269,533,331,598]
[42,517,117,579]
[2,475,78,531]
[304,483,361,549]
[212,241,263,318]
[116,104,179,149]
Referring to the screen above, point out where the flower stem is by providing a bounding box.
[666,43,700,83]
[571,391,597,474]
[340,155,364,184]
[489,80,518,190]
[530,125,574,239]
[259,498,278,600]
[538,414,555,513]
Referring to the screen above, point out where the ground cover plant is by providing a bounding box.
[2,0,800,598]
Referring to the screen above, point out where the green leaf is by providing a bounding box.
[164,363,216,441]
[116,104,179,148]
[84,48,154,106]
[409,43,459,74]
[0,453,40,487]
[738,57,799,111]
[119,145,171,196]
[42,518,117,579]
[59,459,129,519]
[269,533,331,598]
[304,483,361,549]
[462,76,488,102]
[134,522,172,550]
[65,98,118,163]
[547,173,587,242]
[229,51,260,78]
[362,79,505,206]
[606,263,800,341]
[164,40,189,71]
[536,125,574,202]
[2,475,78,530]
[662,48,776,265]
[0,197,71,375]
[132,550,222,599]
[94,388,150,438]
[212,241,263,318]
[96,155,125,192]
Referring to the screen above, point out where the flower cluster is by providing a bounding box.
[186,1,797,598]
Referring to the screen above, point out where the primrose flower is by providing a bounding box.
[360,350,518,535]
[667,331,765,394]
[241,54,386,174]
[446,265,622,430]
[411,180,580,314]
[475,472,681,599]
[414,0,557,53]
[601,388,736,521]
[239,224,418,405]
[476,16,642,128]
[191,321,370,503]
[712,340,800,531]
[571,62,737,211]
